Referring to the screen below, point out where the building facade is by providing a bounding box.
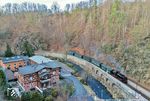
[0,56,29,71]
[17,61,60,91]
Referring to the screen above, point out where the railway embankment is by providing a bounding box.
[35,51,149,100]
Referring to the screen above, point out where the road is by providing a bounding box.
[35,51,150,100]
[59,62,93,101]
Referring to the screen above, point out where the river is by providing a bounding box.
[66,61,112,99]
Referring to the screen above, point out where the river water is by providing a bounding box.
[66,61,112,99]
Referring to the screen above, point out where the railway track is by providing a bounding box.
[127,80,150,100]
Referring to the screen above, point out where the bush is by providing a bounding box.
[31,92,43,101]
[68,85,74,96]
[59,76,64,80]
[21,92,32,101]
[51,89,58,98]
[45,95,53,101]
[21,91,43,101]
[58,58,65,63]
[0,70,6,86]
[80,79,87,85]
[66,63,73,68]
[43,88,51,97]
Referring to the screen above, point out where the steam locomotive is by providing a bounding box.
[67,51,128,84]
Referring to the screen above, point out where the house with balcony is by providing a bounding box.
[0,55,61,91]
[17,61,61,91]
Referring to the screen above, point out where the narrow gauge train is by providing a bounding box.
[67,51,128,84]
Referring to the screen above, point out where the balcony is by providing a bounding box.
[39,72,49,78]
[40,78,51,83]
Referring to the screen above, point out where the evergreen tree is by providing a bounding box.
[0,70,6,86]
[23,41,34,57]
[21,92,32,101]
[5,44,14,57]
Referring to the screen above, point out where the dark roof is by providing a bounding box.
[4,68,15,81]
[18,61,61,75]
[2,56,29,63]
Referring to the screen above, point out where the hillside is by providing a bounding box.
[0,0,150,89]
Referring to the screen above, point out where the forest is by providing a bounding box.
[0,0,150,90]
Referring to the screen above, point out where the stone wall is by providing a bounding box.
[67,56,130,99]
[35,52,136,99]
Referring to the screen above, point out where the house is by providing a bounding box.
[17,61,61,91]
[0,55,61,91]
[0,56,29,71]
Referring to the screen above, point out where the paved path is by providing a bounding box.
[58,62,93,101]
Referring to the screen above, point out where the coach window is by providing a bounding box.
[106,78,108,82]
[112,83,115,87]
[96,70,98,74]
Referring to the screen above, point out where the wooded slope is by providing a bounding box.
[0,0,150,89]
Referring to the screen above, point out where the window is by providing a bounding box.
[96,70,98,74]
[19,65,22,67]
[53,71,56,75]
[15,67,18,71]
[24,61,26,65]
[30,77,33,81]
[45,76,48,79]
[43,84,46,87]
[41,69,47,73]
